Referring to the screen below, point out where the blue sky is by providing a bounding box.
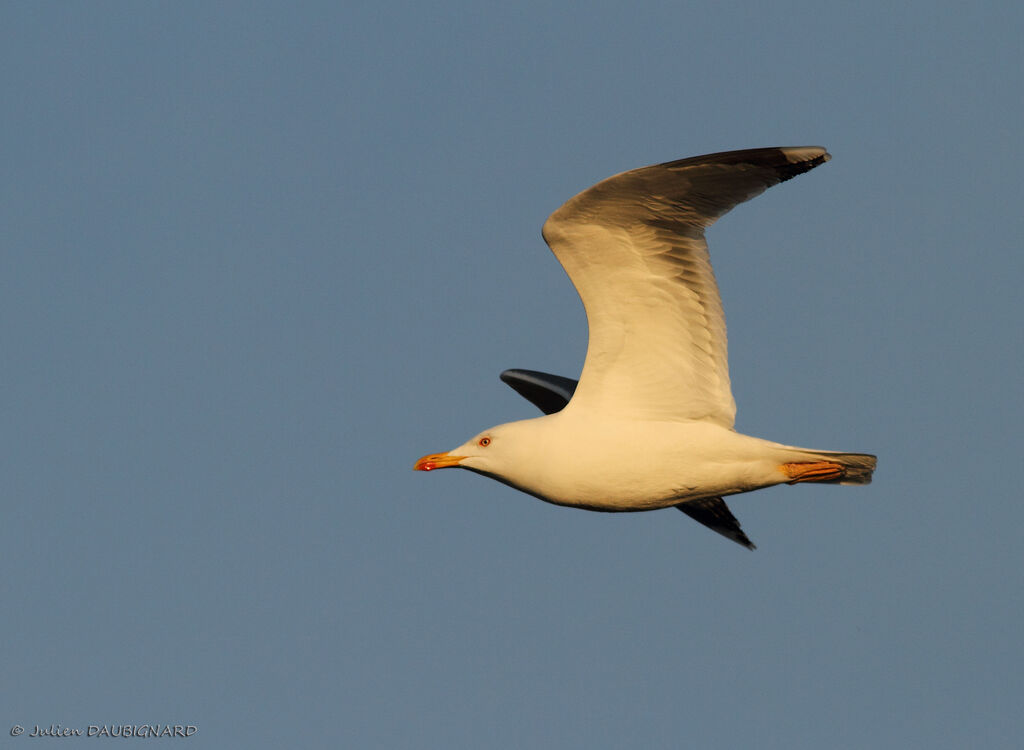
[2,2,1022,747]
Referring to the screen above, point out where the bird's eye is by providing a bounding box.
[478,437,491,447]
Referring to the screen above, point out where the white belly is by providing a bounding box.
[505,416,794,512]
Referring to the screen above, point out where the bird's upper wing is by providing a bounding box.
[541,146,830,425]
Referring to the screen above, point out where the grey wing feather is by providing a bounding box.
[499,369,578,415]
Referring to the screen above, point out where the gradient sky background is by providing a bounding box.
[3,2,1022,747]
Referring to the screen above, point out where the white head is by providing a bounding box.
[413,418,544,490]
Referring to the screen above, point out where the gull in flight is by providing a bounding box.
[414,147,876,549]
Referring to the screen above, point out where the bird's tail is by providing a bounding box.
[779,449,877,486]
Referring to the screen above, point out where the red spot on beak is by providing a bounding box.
[414,452,465,471]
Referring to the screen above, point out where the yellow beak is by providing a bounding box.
[413,452,466,471]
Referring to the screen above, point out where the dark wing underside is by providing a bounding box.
[675,497,756,550]
[499,369,576,415]
[501,369,757,549]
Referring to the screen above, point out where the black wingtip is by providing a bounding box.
[774,148,831,183]
[660,146,830,185]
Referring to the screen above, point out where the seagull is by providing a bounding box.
[414,147,876,549]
